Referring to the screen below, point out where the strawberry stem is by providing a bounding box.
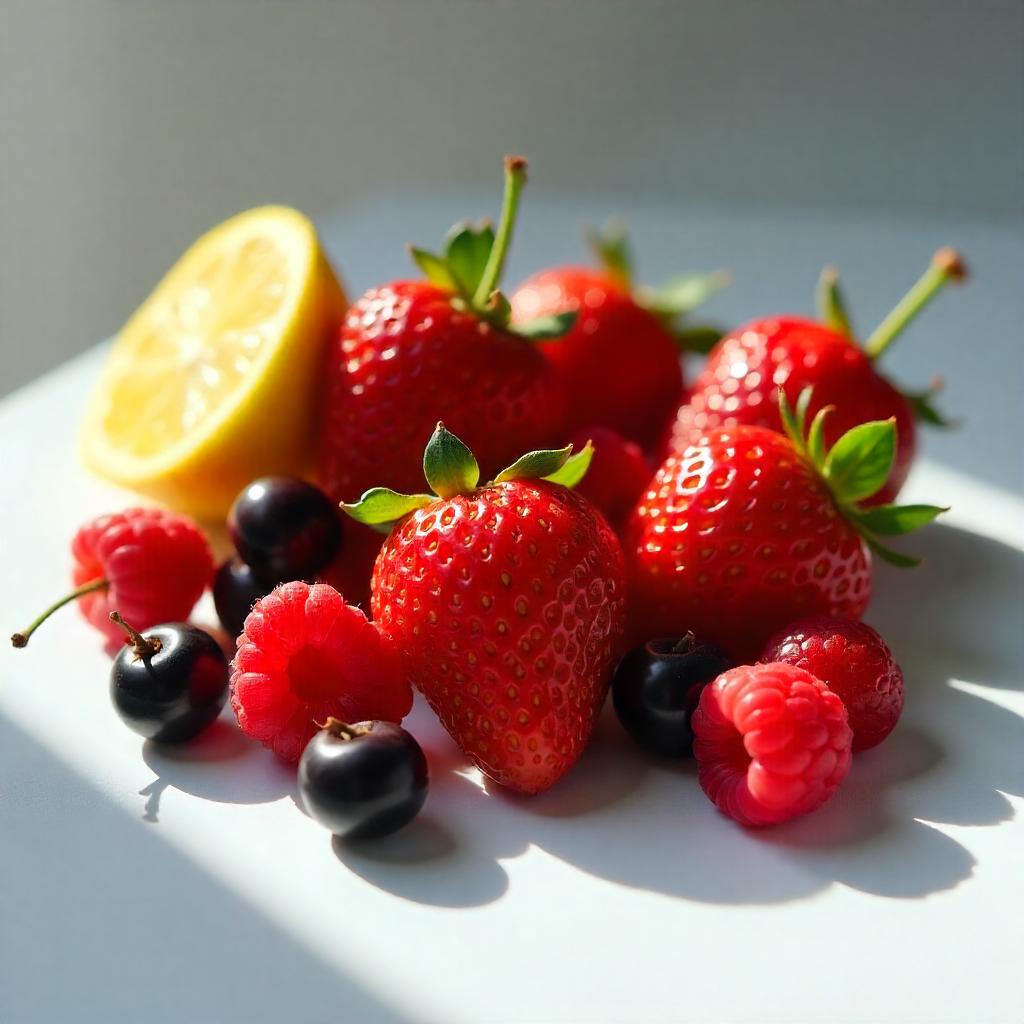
[10,578,109,648]
[863,248,967,359]
[472,155,527,308]
[109,611,162,658]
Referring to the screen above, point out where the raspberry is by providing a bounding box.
[692,663,852,827]
[762,616,904,751]
[230,581,412,762]
[569,426,652,532]
[13,508,214,648]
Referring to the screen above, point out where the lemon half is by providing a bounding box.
[81,206,345,519]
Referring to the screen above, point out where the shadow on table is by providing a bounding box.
[137,713,297,823]
[0,715,408,1024]
[339,523,1023,909]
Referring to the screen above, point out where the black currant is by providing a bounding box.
[228,477,342,583]
[612,633,731,757]
[298,719,428,840]
[108,611,228,743]
[213,558,274,638]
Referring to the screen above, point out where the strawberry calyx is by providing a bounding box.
[409,157,576,342]
[587,221,731,355]
[813,249,968,427]
[341,422,594,532]
[778,388,947,567]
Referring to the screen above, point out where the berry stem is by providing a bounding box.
[672,632,697,655]
[863,248,967,359]
[10,578,109,648]
[320,716,365,740]
[472,155,528,308]
[109,611,162,658]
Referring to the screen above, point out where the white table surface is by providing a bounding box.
[2,202,1023,1024]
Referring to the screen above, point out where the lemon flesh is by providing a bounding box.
[81,206,345,519]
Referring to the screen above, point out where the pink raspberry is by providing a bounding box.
[230,581,412,762]
[12,507,213,648]
[762,615,904,751]
[692,662,852,827]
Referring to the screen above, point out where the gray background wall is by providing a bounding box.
[1,0,1022,395]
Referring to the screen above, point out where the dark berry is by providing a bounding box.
[108,612,228,743]
[228,477,342,582]
[213,558,273,639]
[612,633,732,757]
[298,719,428,840]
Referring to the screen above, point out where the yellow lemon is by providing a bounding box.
[81,206,345,519]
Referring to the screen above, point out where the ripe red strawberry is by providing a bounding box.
[692,662,853,827]
[11,508,213,648]
[319,157,571,502]
[625,390,946,661]
[343,424,626,794]
[665,250,967,504]
[230,581,411,762]
[569,426,652,533]
[762,615,904,752]
[510,225,728,449]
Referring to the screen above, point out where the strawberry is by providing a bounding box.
[318,157,572,503]
[342,424,626,795]
[510,225,728,449]
[626,390,946,661]
[664,250,967,504]
[569,426,652,533]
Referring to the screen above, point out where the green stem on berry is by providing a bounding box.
[472,155,527,308]
[109,611,162,658]
[863,248,967,359]
[10,578,109,648]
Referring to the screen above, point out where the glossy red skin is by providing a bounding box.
[71,508,213,643]
[510,267,684,450]
[569,426,653,533]
[318,281,566,503]
[372,482,626,794]
[692,663,852,827]
[230,581,412,763]
[625,425,872,662]
[762,615,904,752]
[664,318,915,505]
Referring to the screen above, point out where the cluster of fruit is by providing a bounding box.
[13,156,966,842]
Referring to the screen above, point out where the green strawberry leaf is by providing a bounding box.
[816,265,854,337]
[341,488,434,529]
[863,534,922,568]
[494,444,573,484]
[850,503,948,536]
[586,222,633,288]
[806,404,833,467]
[544,442,594,488]
[794,386,813,439]
[423,422,479,498]
[822,418,896,504]
[409,246,458,291]
[674,324,725,355]
[905,382,955,429]
[443,221,495,296]
[642,270,731,318]
[512,310,578,341]
[777,388,804,452]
